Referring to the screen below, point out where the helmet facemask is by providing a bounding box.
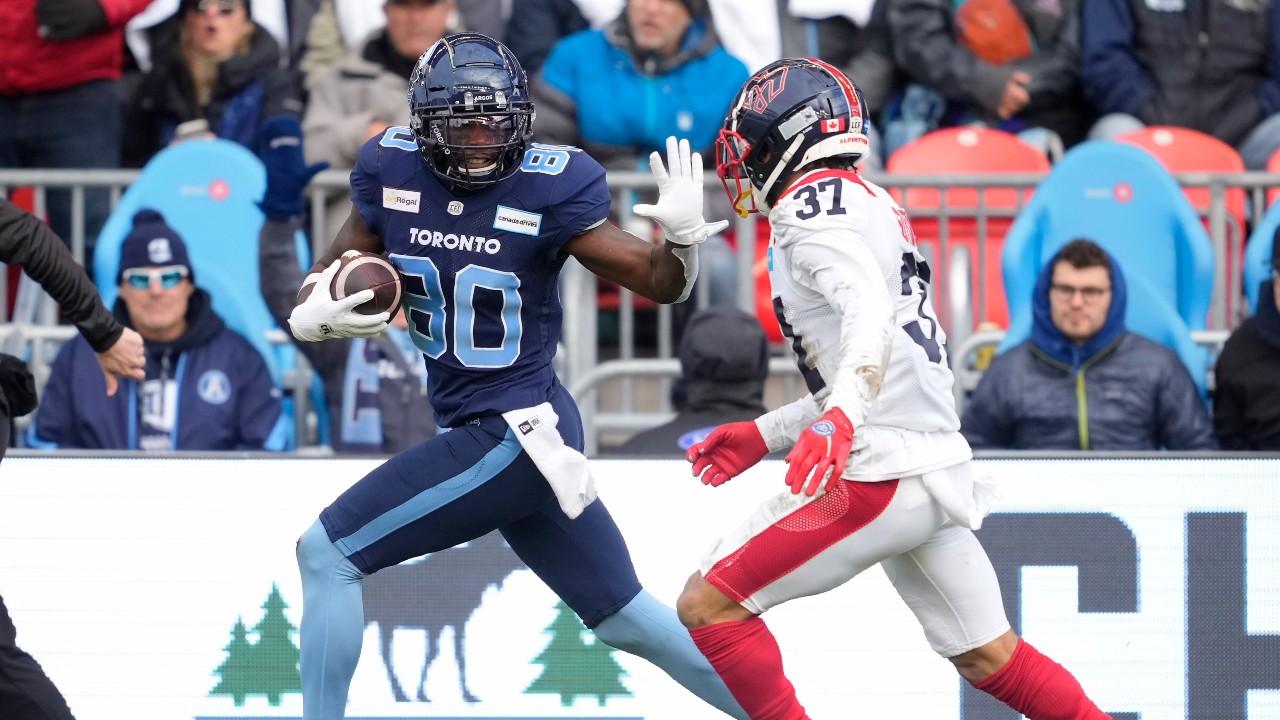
[412,104,532,192]
[407,33,535,193]
[715,128,758,218]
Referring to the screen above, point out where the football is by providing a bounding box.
[330,250,402,316]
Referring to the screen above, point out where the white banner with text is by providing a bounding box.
[0,457,1277,720]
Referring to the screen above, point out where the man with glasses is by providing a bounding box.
[961,237,1215,450]
[30,208,285,451]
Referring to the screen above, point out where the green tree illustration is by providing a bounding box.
[209,584,302,707]
[248,583,302,705]
[209,617,255,706]
[525,600,631,706]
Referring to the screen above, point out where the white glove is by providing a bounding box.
[633,136,730,246]
[287,259,390,341]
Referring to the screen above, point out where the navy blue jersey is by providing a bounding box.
[351,128,611,427]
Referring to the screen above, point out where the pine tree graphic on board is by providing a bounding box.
[209,618,255,706]
[210,583,302,706]
[250,583,302,705]
[525,600,630,706]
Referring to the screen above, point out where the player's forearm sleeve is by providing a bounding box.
[789,233,894,427]
[755,394,823,452]
[0,199,122,353]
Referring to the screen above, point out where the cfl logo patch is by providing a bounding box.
[811,420,836,436]
[518,416,544,435]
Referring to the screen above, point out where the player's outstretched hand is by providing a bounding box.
[784,408,855,497]
[687,420,769,487]
[633,136,729,246]
[288,260,389,342]
[95,327,146,397]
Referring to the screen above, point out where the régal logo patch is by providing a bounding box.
[382,187,421,213]
[493,205,542,236]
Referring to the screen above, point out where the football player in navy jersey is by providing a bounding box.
[285,33,746,720]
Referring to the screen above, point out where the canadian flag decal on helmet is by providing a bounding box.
[822,118,847,133]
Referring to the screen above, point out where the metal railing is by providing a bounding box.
[3,165,1275,452]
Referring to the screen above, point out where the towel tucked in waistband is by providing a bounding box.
[502,402,597,519]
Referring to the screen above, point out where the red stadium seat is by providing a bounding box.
[1116,126,1247,318]
[886,127,1050,330]
[1267,148,1280,207]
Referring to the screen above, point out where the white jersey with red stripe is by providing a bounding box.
[758,167,971,480]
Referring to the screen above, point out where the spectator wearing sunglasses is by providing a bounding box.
[960,238,1215,451]
[31,209,286,452]
[121,0,301,167]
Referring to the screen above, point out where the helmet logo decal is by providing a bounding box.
[821,118,848,133]
[745,67,789,113]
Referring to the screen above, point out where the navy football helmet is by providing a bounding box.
[408,33,534,192]
[716,58,870,216]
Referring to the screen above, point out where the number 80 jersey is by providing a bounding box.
[768,169,969,476]
[351,128,612,428]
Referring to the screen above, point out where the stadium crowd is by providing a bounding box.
[1,0,1279,457]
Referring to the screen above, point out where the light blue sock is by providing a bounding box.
[592,589,747,720]
[297,519,367,720]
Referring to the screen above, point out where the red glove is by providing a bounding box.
[687,421,769,487]
[784,408,855,497]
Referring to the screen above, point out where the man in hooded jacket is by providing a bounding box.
[961,238,1216,451]
[31,209,285,451]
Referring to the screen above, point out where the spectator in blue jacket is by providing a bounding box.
[961,238,1216,450]
[121,0,301,167]
[530,0,748,309]
[31,209,285,451]
[1081,0,1280,170]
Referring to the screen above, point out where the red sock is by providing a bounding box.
[688,617,809,720]
[974,639,1111,720]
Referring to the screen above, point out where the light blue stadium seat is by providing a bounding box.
[93,138,306,449]
[997,141,1215,396]
[1244,201,1280,313]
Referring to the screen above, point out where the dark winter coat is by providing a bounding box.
[962,249,1216,450]
[1214,279,1280,450]
[123,24,300,167]
[1081,0,1280,147]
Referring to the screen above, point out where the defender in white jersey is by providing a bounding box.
[673,58,1111,720]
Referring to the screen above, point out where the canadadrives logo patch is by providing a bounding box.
[382,187,421,213]
[493,205,542,236]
